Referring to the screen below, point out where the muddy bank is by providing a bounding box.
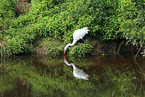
[35,37,140,56]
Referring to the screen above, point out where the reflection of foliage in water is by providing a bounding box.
[65,55,93,69]
[0,74,16,93]
[0,58,96,97]
[101,66,135,96]
[0,56,145,97]
[38,56,64,67]
[90,64,145,97]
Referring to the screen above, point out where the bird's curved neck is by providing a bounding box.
[64,39,77,51]
[71,39,77,46]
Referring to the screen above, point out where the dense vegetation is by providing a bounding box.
[0,0,144,56]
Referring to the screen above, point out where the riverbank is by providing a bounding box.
[35,37,143,57]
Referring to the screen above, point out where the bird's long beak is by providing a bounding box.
[64,55,66,59]
[64,50,66,54]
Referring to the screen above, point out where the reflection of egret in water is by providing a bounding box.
[64,56,89,80]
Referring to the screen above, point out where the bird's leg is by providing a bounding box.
[82,38,85,43]
[82,66,86,70]
[77,39,85,46]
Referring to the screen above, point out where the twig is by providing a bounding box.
[134,46,142,59]
[117,39,126,54]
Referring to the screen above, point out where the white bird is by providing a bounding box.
[64,27,89,54]
[64,56,89,80]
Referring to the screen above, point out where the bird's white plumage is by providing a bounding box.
[72,64,89,80]
[73,27,89,40]
[64,57,89,80]
[64,27,89,53]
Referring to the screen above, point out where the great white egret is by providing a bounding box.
[64,27,89,54]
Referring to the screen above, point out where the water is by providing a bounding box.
[0,53,145,97]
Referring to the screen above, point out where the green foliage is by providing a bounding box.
[1,0,144,56]
[0,0,17,37]
[0,0,16,19]
[118,0,145,47]
[4,26,36,54]
[69,43,93,56]
[63,0,119,42]
[36,37,64,55]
